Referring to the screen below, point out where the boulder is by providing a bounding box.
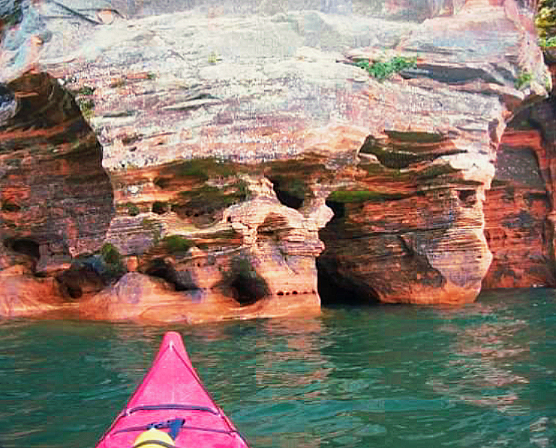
[0,268,66,317]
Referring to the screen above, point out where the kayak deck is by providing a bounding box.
[95,332,250,448]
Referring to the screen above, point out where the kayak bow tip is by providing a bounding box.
[161,331,185,351]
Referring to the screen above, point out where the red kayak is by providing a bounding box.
[95,332,250,448]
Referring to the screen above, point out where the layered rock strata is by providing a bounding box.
[483,81,556,289]
[0,0,552,320]
[0,71,114,316]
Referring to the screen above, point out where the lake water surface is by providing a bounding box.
[0,288,555,447]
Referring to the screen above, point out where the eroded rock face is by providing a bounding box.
[483,83,556,289]
[0,266,66,317]
[0,72,114,266]
[0,0,552,320]
[0,71,115,313]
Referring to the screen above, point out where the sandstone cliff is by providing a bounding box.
[0,0,552,321]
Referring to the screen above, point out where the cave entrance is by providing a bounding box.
[56,265,104,300]
[268,177,305,210]
[145,258,194,292]
[4,237,40,260]
[316,198,380,307]
[226,257,270,306]
[230,274,267,306]
[316,258,381,307]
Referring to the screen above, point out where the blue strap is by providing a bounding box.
[166,418,184,440]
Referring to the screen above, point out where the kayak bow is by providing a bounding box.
[95,332,250,448]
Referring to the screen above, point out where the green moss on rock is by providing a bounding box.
[162,235,194,254]
[99,243,127,279]
[126,202,140,216]
[176,158,239,181]
[176,181,248,214]
[328,190,408,203]
[415,164,459,180]
[384,130,446,144]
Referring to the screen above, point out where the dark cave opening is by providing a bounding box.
[274,188,304,209]
[225,257,270,306]
[325,199,345,220]
[457,189,476,206]
[145,259,187,291]
[229,273,268,306]
[145,258,194,292]
[316,197,380,307]
[152,201,169,215]
[4,237,40,260]
[269,177,304,210]
[316,258,381,307]
[56,265,104,300]
[229,272,268,306]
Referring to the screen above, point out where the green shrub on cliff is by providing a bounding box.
[536,0,556,39]
[539,35,556,47]
[515,71,533,89]
[162,235,194,254]
[126,202,140,216]
[100,243,126,279]
[355,56,417,81]
[101,243,121,265]
[76,98,95,119]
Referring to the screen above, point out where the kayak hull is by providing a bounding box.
[94,332,250,448]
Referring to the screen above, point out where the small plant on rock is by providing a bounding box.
[515,71,533,89]
[539,36,556,47]
[100,243,126,280]
[355,56,417,81]
[76,98,95,119]
[162,235,194,254]
[536,1,556,39]
[126,202,140,216]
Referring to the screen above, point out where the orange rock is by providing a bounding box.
[483,126,555,289]
[78,272,320,324]
[0,273,66,318]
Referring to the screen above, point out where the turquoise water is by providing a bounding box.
[0,288,555,448]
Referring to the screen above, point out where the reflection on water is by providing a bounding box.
[256,318,331,391]
[0,289,555,448]
[431,302,531,413]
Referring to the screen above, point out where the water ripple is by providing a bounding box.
[0,290,555,447]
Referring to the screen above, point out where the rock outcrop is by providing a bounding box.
[0,0,553,321]
[483,69,556,289]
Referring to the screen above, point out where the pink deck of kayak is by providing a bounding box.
[95,331,250,448]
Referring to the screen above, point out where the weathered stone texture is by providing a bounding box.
[0,71,114,273]
[483,129,554,288]
[482,80,556,290]
[0,0,553,321]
